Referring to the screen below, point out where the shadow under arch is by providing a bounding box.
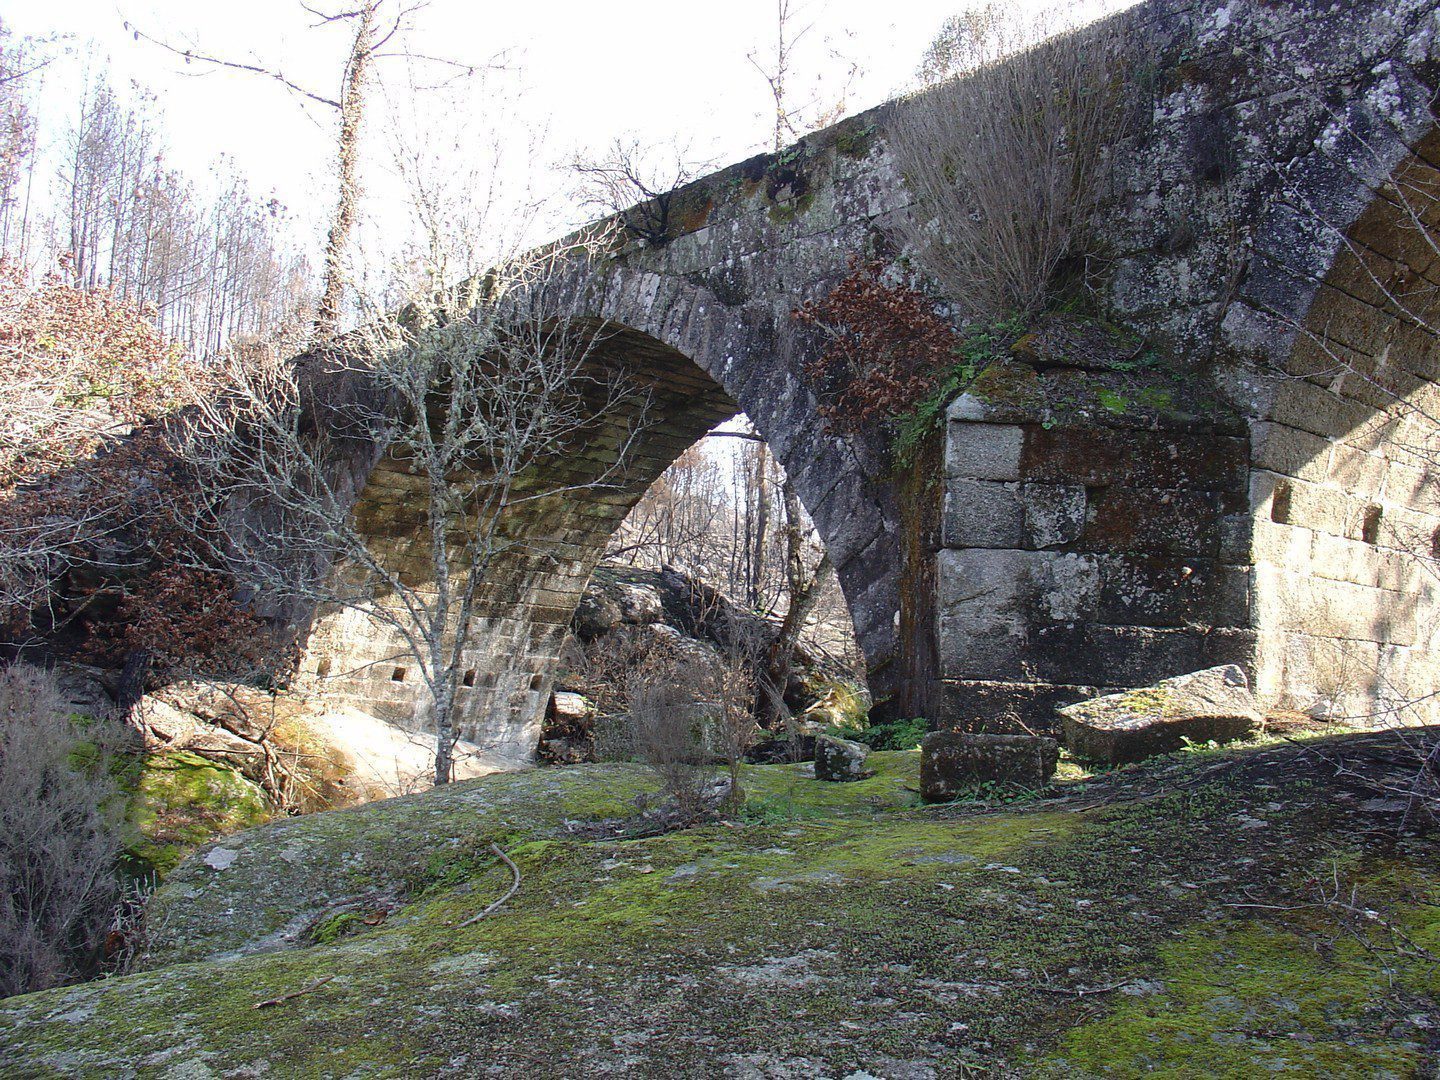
[1242,124,1440,719]
[299,307,904,764]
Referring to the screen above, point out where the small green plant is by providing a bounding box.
[891,314,1027,469]
[1178,736,1224,754]
[838,717,930,752]
[1095,388,1130,414]
[738,796,812,826]
[311,911,364,945]
[942,779,1044,805]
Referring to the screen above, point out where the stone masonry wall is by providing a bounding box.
[288,0,1440,758]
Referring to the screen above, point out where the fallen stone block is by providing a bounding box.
[920,732,1059,802]
[814,734,869,781]
[1059,664,1260,765]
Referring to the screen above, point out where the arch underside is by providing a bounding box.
[297,321,895,763]
[1249,131,1440,720]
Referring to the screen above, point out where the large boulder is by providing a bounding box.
[814,734,870,781]
[1059,664,1261,765]
[920,732,1059,802]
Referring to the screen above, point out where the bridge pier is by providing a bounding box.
[930,357,1256,733]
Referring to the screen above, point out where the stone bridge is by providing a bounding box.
[300,0,1440,762]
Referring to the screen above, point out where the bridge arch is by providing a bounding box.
[286,0,1440,756]
[1239,116,1440,721]
[299,277,902,763]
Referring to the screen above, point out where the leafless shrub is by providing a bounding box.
[889,8,1128,320]
[624,612,764,818]
[572,138,706,245]
[628,653,722,821]
[0,662,125,997]
[101,873,156,978]
[712,613,763,808]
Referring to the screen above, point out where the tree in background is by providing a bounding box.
[129,1,484,339]
[0,21,42,267]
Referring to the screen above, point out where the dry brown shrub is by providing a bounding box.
[889,9,1128,319]
[627,651,721,820]
[0,663,126,997]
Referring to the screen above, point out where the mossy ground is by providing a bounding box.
[3,734,1437,1077]
[122,749,271,876]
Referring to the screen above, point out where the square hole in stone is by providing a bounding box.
[1362,505,1382,545]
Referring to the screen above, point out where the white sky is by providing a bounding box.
[2,0,1122,258]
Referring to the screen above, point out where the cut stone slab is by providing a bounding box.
[920,732,1060,802]
[1059,664,1261,765]
[814,734,869,782]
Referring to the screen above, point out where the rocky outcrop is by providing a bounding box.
[6,733,1437,1075]
[920,732,1060,801]
[547,564,858,763]
[1059,665,1261,765]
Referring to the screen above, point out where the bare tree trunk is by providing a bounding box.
[762,478,831,723]
[432,677,457,786]
[747,442,770,609]
[315,3,376,337]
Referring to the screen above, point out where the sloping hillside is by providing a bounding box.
[3,735,1438,1078]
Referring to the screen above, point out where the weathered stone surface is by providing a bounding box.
[931,679,1098,736]
[1059,665,1261,765]
[124,0,1440,764]
[813,734,870,782]
[919,732,1059,801]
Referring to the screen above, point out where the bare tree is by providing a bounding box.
[748,0,812,152]
[762,480,833,723]
[184,226,646,785]
[571,138,705,246]
[128,1,483,338]
[746,0,863,152]
[0,20,42,266]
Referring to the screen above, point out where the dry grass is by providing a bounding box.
[889,9,1128,320]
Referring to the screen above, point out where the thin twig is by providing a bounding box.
[458,844,521,927]
[253,975,334,1009]
[1029,979,1134,997]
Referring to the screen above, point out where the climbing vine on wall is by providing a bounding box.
[793,258,1023,468]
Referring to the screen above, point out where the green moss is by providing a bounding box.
[1116,685,1174,714]
[1095,387,1131,414]
[311,911,364,944]
[743,750,920,814]
[767,190,815,223]
[833,123,878,158]
[1037,890,1440,1077]
[968,359,1045,409]
[800,678,869,728]
[124,750,271,876]
[7,743,1438,1076]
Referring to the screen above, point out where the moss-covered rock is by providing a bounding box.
[123,750,271,876]
[3,733,1437,1077]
